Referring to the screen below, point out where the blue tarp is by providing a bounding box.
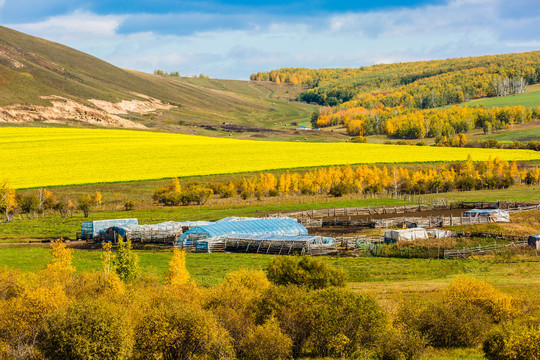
[178,218,308,245]
[81,218,138,238]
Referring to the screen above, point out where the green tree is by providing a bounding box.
[76,194,93,218]
[113,236,139,282]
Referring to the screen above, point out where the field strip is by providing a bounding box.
[2,127,540,188]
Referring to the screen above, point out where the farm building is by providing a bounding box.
[99,220,213,243]
[79,218,138,240]
[384,228,429,243]
[462,209,510,222]
[529,235,540,250]
[218,234,337,255]
[100,221,183,243]
[178,217,308,251]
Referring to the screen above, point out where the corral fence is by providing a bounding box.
[296,214,496,229]
[279,201,540,222]
[444,240,529,259]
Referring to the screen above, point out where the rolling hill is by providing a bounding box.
[0,26,316,138]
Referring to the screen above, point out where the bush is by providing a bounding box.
[351,136,367,143]
[444,275,521,322]
[412,301,491,348]
[328,182,358,197]
[257,285,313,357]
[484,323,540,360]
[238,318,293,360]
[306,287,386,357]
[133,302,234,360]
[375,325,426,360]
[266,256,347,290]
[124,200,135,210]
[39,300,133,360]
[205,269,271,347]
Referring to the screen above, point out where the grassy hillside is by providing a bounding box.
[0,26,316,138]
[2,127,540,188]
[460,84,540,108]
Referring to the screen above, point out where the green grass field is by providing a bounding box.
[3,127,540,189]
[477,127,540,142]
[450,84,540,108]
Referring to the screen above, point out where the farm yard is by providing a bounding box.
[2,127,540,188]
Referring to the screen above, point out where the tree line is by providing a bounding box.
[153,158,540,206]
[1,241,537,359]
[251,51,540,108]
[313,102,540,139]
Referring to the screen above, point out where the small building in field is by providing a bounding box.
[529,235,540,250]
[384,228,429,243]
[462,209,510,223]
[178,217,308,251]
[79,218,138,240]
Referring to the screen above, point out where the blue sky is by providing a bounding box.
[2,0,539,79]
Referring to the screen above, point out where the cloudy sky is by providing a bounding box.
[2,0,539,79]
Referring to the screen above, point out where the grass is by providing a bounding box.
[0,25,316,139]
[478,127,540,142]
[464,84,540,108]
[1,247,539,295]
[3,127,540,189]
[0,197,409,242]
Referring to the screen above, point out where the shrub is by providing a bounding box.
[375,325,426,360]
[205,269,271,347]
[267,256,347,289]
[256,285,313,357]
[39,300,133,360]
[413,301,491,348]
[0,286,69,359]
[66,271,125,300]
[124,200,135,210]
[238,318,293,360]
[305,287,386,357]
[484,323,540,360]
[444,275,521,322]
[351,136,367,143]
[328,181,358,197]
[133,302,234,360]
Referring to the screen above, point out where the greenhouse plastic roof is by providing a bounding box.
[112,221,183,237]
[179,218,307,243]
[222,233,335,245]
[81,218,138,237]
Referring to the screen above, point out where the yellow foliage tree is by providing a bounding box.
[44,240,75,283]
[0,179,16,221]
[166,248,190,286]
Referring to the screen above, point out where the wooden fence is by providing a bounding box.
[281,201,540,221]
[444,240,528,258]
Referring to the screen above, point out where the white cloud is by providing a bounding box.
[5,0,540,79]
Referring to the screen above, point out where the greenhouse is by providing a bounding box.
[178,218,308,248]
[220,234,337,255]
[100,221,183,243]
[80,218,138,240]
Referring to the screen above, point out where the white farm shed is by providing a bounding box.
[384,228,429,242]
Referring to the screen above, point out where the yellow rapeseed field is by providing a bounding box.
[2,127,540,188]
